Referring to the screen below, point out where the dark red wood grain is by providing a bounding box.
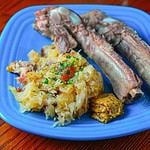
[0,1,150,150]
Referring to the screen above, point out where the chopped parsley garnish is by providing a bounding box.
[55,72,61,75]
[67,79,74,84]
[50,66,56,72]
[80,67,84,71]
[59,62,68,70]
[49,77,57,81]
[59,61,73,70]
[75,71,79,76]
[66,55,71,59]
[43,78,49,84]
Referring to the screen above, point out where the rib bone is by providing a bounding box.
[81,10,150,86]
[33,7,142,102]
[33,7,77,53]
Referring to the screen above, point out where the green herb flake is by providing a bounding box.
[80,67,84,71]
[50,66,56,72]
[67,79,74,84]
[64,62,69,68]
[59,62,65,70]
[66,55,71,59]
[55,72,60,75]
[52,78,57,81]
[69,56,79,66]
[43,78,49,84]
[75,71,79,76]
[59,61,71,70]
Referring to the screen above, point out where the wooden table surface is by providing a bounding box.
[0,1,150,150]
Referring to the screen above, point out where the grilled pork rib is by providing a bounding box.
[33,7,142,102]
[82,10,150,86]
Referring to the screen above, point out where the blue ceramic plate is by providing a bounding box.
[0,5,150,141]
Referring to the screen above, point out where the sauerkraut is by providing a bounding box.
[7,44,104,126]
